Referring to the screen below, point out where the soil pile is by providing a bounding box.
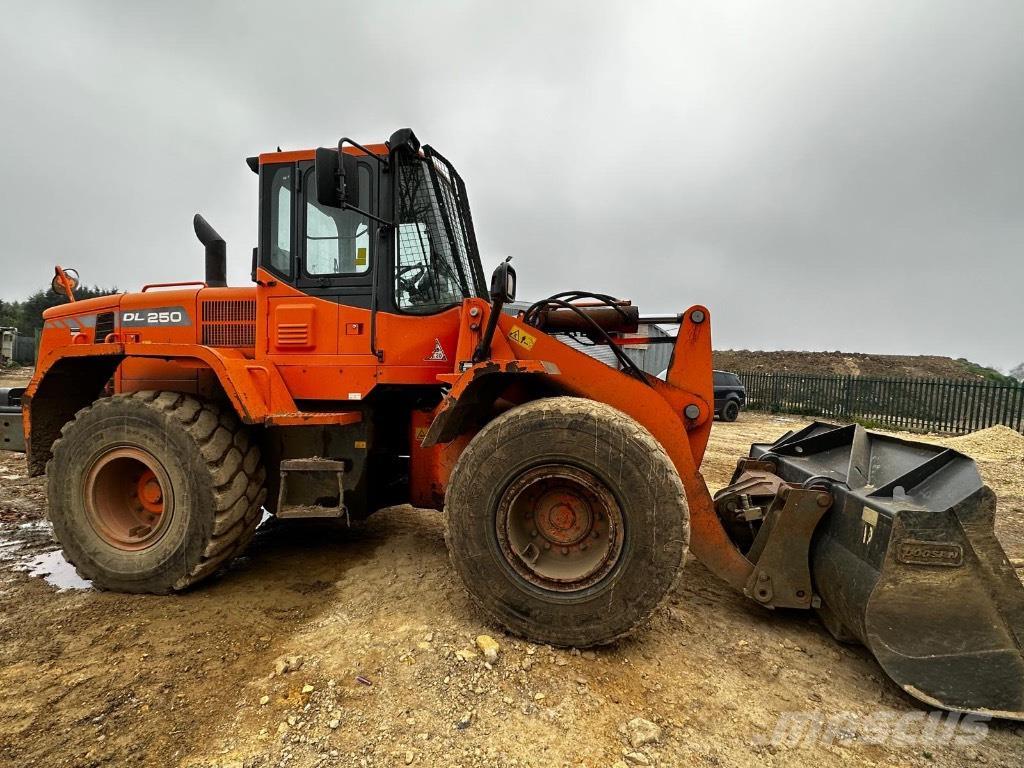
[940,425,1024,464]
[713,350,1003,381]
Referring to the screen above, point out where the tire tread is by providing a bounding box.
[443,396,688,647]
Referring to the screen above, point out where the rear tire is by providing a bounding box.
[444,397,688,646]
[46,391,266,593]
[721,399,740,422]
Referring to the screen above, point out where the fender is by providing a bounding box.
[422,359,561,447]
[23,349,122,475]
[23,342,363,475]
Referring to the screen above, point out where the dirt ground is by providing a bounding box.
[1,389,1023,767]
[0,367,32,387]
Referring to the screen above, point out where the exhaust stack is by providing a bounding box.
[193,214,227,288]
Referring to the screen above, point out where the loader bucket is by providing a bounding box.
[750,422,1024,719]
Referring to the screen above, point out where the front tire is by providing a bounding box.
[47,391,266,593]
[444,397,688,646]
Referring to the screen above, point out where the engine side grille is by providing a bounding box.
[201,300,256,348]
[95,311,115,342]
[203,299,256,322]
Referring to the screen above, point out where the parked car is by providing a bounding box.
[654,368,747,422]
[713,370,746,421]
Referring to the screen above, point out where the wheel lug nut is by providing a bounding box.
[561,547,568,555]
[531,529,537,537]
[580,543,588,550]
[591,531,599,539]
[543,543,551,551]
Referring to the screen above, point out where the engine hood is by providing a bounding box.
[41,294,121,323]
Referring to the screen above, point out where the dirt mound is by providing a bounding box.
[917,424,1024,500]
[713,350,1003,381]
[940,425,1024,463]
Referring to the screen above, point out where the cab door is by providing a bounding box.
[258,157,378,401]
[297,158,377,358]
[258,161,334,358]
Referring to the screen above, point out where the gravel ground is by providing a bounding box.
[0,367,32,387]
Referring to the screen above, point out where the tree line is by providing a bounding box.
[0,285,119,336]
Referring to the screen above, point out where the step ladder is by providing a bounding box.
[276,458,348,521]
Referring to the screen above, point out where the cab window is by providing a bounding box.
[268,165,292,275]
[303,165,371,276]
[395,158,471,312]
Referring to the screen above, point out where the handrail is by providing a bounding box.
[141,281,207,292]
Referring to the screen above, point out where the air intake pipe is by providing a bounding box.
[193,214,227,288]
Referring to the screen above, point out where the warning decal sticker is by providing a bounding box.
[508,326,536,350]
[425,338,448,362]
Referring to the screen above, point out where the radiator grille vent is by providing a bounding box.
[202,300,256,322]
[201,300,256,347]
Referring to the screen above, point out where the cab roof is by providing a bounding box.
[246,143,390,173]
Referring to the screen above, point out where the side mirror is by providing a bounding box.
[489,261,516,303]
[314,147,360,209]
[473,260,517,364]
[51,266,80,300]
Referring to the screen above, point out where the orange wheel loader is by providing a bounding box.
[15,129,1024,719]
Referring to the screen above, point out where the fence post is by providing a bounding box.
[1012,382,1024,432]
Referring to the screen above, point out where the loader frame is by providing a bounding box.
[23,292,755,589]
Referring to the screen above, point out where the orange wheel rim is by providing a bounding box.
[83,446,173,551]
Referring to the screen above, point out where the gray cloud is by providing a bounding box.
[1,0,1021,369]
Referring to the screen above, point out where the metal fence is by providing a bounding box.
[737,371,1024,435]
[11,334,35,365]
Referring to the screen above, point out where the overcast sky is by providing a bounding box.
[0,1,1021,369]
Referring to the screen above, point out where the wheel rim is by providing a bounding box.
[495,465,624,592]
[83,446,173,551]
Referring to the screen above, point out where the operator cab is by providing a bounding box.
[252,130,488,316]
